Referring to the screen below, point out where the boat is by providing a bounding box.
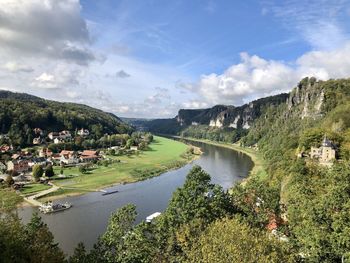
[102,190,119,196]
[146,212,161,223]
[39,201,72,214]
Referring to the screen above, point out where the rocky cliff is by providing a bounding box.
[287,77,325,119]
[175,93,289,130]
[139,77,335,135]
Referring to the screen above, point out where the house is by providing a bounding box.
[0,144,12,153]
[33,137,42,145]
[80,155,99,163]
[81,150,98,156]
[7,160,30,173]
[28,157,48,168]
[48,132,60,140]
[60,154,79,165]
[54,138,65,144]
[60,150,75,157]
[48,131,72,141]
[109,146,120,150]
[130,146,138,151]
[77,128,90,136]
[39,148,53,158]
[33,128,43,136]
[50,154,61,163]
[11,151,32,160]
[80,150,100,163]
[310,136,337,166]
[59,130,72,140]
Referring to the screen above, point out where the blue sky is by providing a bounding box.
[82,0,308,74]
[0,0,350,117]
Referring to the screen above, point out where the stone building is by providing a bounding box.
[310,136,336,166]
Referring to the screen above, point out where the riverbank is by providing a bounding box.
[175,137,267,182]
[29,136,200,201]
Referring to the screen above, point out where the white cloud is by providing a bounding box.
[3,61,34,73]
[32,73,57,89]
[182,100,209,109]
[180,43,350,106]
[0,0,95,65]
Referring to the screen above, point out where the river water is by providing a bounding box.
[17,140,253,255]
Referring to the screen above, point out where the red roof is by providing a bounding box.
[81,150,97,156]
[60,150,74,156]
[267,216,278,231]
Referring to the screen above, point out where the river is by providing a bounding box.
[17,139,254,255]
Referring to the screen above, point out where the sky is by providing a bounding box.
[0,0,350,118]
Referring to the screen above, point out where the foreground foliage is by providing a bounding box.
[0,213,65,263]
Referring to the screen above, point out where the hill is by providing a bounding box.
[0,90,132,146]
[129,77,350,261]
[138,93,289,142]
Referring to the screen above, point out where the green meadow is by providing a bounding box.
[47,136,192,197]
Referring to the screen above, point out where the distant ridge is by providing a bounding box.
[0,90,132,146]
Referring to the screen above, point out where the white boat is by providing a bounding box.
[146,212,161,222]
[39,201,72,214]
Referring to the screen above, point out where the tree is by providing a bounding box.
[32,164,43,182]
[45,164,55,178]
[164,166,233,229]
[186,217,295,263]
[126,138,134,149]
[5,175,14,186]
[96,204,137,262]
[158,166,233,260]
[79,165,87,174]
[69,242,88,263]
[138,141,147,150]
[25,212,65,263]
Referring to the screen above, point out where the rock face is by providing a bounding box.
[142,77,331,135]
[287,77,325,119]
[175,94,289,130]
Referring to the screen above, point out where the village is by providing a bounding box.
[0,128,153,192]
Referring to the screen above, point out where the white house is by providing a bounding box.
[54,138,64,144]
[59,130,72,140]
[48,132,60,140]
[32,137,42,145]
[28,157,47,168]
[130,146,138,151]
[60,154,79,165]
[77,128,90,136]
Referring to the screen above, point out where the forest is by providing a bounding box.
[0,91,132,147]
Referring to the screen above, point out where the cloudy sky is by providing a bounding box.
[0,0,350,118]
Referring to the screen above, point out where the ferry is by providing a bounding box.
[39,201,72,214]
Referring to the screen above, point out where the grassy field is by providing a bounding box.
[0,188,23,211]
[46,136,192,197]
[176,137,268,181]
[19,183,51,196]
